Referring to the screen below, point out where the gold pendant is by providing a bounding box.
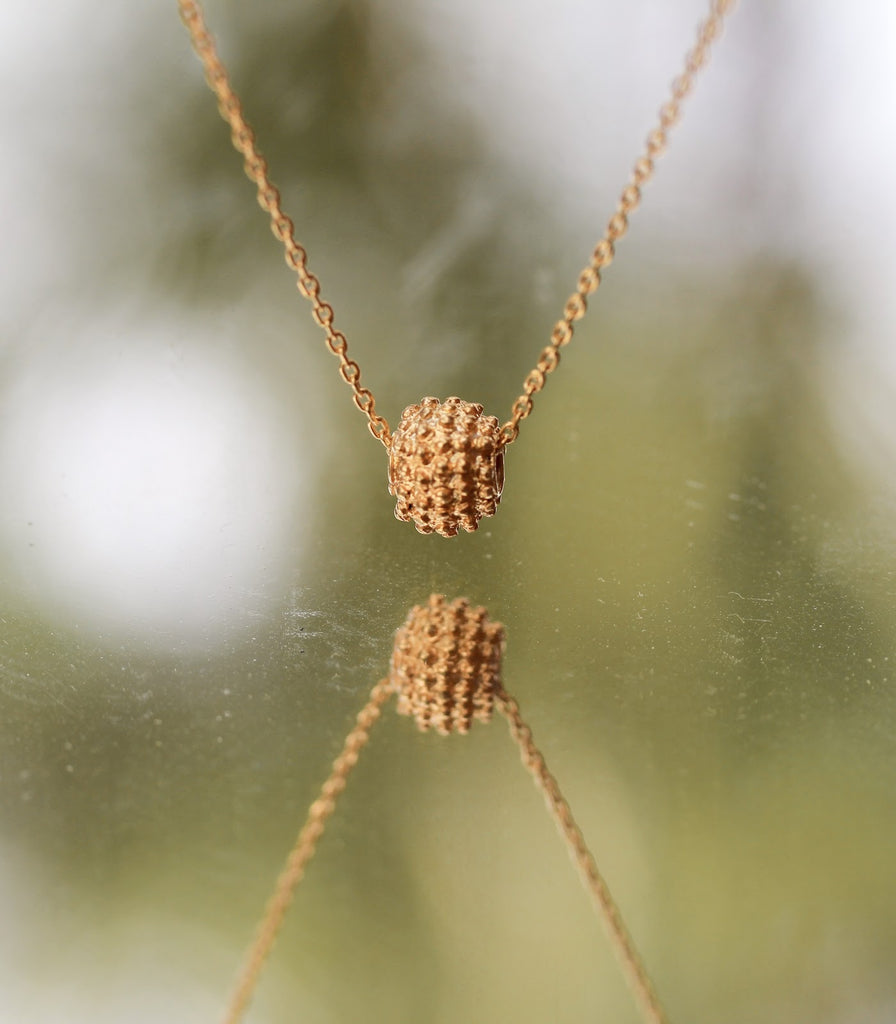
[391,594,504,733]
[388,397,505,537]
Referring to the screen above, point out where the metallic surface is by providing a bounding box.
[391,594,503,732]
[388,399,504,537]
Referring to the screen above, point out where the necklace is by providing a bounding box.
[178,1,735,537]
[221,595,671,1024]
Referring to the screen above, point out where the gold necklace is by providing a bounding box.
[178,0,735,538]
[221,595,671,1024]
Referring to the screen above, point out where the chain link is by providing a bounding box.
[500,0,736,445]
[177,0,392,447]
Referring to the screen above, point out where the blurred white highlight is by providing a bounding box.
[0,319,303,647]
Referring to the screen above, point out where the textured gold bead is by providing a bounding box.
[388,397,504,538]
[390,594,505,735]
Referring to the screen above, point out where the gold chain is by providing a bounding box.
[178,0,735,527]
[221,678,392,1024]
[500,0,735,443]
[177,0,392,446]
[220,680,670,1024]
[220,597,672,1024]
[497,688,668,1024]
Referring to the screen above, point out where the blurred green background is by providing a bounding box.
[1,1,896,1022]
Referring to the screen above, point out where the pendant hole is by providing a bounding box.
[495,450,505,497]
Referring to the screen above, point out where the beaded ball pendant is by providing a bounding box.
[388,397,505,538]
[390,594,505,735]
